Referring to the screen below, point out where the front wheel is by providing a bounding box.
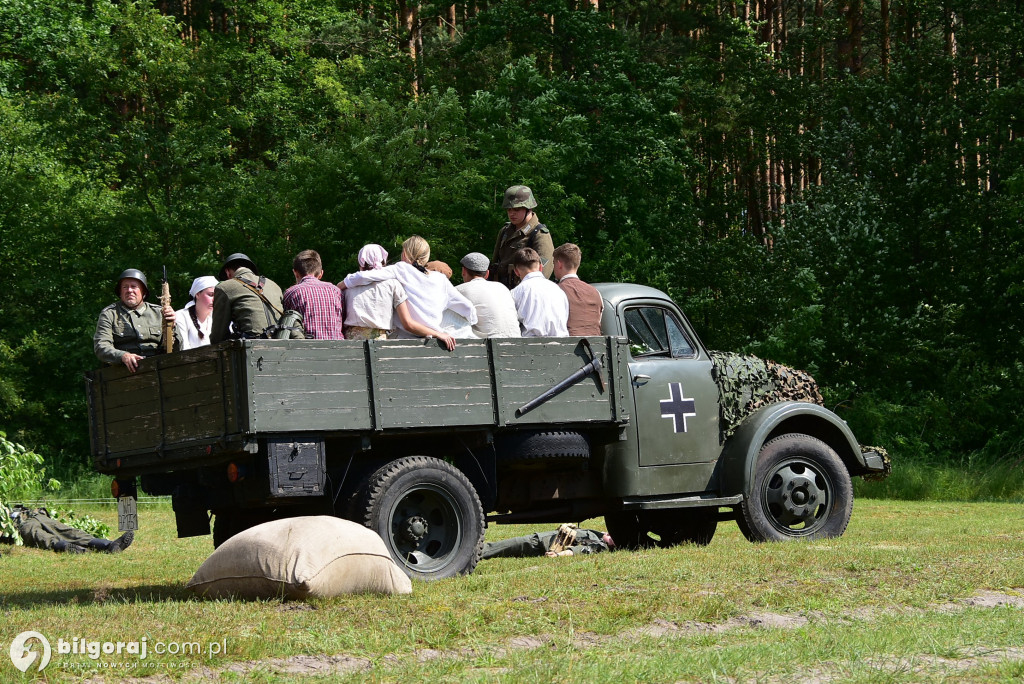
[355,456,485,581]
[737,433,853,542]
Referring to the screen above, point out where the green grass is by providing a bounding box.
[856,456,1024,501]
[2,500,1023,682]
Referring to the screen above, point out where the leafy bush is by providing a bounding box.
[0,431,59,544]
[0,432,110,544]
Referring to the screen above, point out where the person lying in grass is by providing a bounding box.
[1,504,133,554]
[481,524,615,559]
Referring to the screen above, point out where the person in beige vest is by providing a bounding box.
[552,243,604,336]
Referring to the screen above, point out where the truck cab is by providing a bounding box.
[594,283,886,548]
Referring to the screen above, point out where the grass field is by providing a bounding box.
[1,499,1022,683]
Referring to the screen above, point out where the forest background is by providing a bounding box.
[0,0,1021,490]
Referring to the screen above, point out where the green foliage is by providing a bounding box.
[0,431,60,544]
[47,506,112,540]
[0,431,60,501]
[0,0,1022,488]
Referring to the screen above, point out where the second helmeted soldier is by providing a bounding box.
[211,253,301,343]
[490,185,554,288]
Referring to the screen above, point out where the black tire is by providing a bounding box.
[657,509,718,547]
[497,430,590,463]
[604,508,717,550]
[737,433,853,542]
[355,456,485,581]
[212,510,238,548]
[212,509,274,548]
[603,511,649,550]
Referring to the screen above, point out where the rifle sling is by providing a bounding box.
[235,276,283,329]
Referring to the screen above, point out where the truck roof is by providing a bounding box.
[592,282,672,309]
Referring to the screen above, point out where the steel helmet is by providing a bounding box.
[219,253,259,280]
[114,268,149,298]
[502,185,537,210]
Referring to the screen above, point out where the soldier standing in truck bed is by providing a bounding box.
[490,185,554,288]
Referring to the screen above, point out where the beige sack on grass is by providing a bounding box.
[187,516,412,599]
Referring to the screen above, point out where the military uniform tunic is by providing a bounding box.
[210,266,291,344]
[94,300,176,365]
[490,213,554,288]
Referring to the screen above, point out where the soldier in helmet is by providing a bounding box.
[211,253,303,343]
[94,268,179,373]
[490,185,554,288]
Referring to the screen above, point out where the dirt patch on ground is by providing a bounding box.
[866,647,1024,678]
[934,588,1024,613]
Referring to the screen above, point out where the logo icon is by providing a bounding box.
[660,382,697,433]
[9,631,51,672]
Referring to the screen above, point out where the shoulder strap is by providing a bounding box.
[527,223,549,246]
[235,276,283,323]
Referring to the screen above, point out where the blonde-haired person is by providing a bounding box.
[339,237,477,350]
[174,276,217,350]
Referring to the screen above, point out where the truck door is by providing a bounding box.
[623,304,721,467]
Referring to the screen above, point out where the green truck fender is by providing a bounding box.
[717,401,882,499]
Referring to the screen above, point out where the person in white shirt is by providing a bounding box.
[455,252,521,338]
[426,259,477,339]
[343,244,408,341]
[339,237,477,350]
[174,275,217,350]
[510,248,569,337]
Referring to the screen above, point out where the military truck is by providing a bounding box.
[86,283,888,580]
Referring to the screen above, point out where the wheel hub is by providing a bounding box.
[781,474,817,516]
[401,515,429,544]
[766,462,829,529]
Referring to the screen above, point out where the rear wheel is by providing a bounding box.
[737,433,853,542]
[605,508,718,550]
[355,456,485,581]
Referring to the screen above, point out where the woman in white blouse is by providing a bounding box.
[174,276,217,350]
[340,237,477,350]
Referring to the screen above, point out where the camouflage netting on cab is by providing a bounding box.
[708,351,824,443]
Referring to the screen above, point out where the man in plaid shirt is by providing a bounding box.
[283,250,345,339]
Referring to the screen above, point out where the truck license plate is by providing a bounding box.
[117,495,138,532]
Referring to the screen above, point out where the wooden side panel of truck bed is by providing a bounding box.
[87,337,628,475]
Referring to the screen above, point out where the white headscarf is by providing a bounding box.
[358,244,389,270]
[186,275,219,307]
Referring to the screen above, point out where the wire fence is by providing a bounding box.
[16,497,171,506]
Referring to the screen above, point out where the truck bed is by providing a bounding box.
[86,337,630,476]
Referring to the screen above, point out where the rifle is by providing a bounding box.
[161,266,173,353]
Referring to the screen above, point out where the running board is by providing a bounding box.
[621,494,743,511]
